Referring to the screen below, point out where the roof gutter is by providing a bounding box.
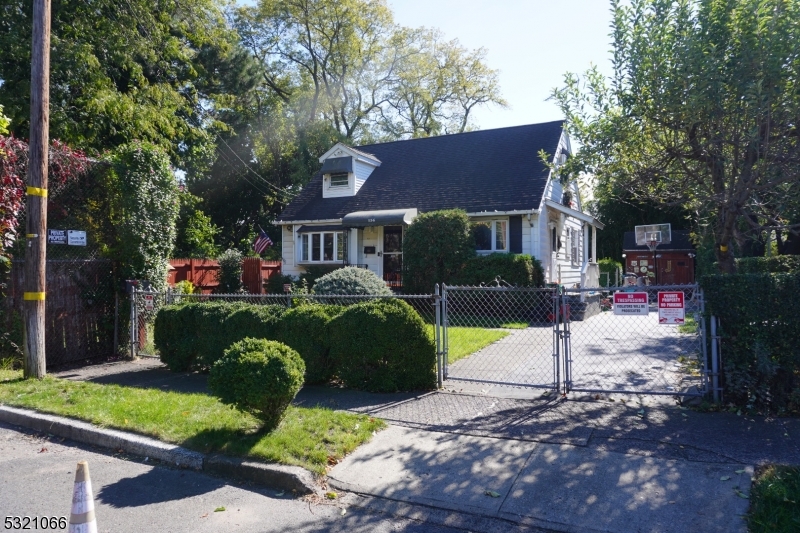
[465,209,540,217]
[543,199,605,230]
[275,218,341,226]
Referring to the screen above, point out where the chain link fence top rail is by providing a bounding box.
[132,290,438,358]
[561,284,707,396]
[441,286,561,390]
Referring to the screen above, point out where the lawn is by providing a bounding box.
[0,370,384,475]
[748,465,800,533]
[425,325,509,364]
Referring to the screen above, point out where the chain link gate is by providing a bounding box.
[560,284,708,396]
[440,285,563,392]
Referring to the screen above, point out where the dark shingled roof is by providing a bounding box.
[623,230,695,251]
[278,121,564,222]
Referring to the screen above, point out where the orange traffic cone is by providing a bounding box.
[68,461,97,533]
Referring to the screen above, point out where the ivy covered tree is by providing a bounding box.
[552,0,800,273]
[172,191,220,259]
[103,142,180,291]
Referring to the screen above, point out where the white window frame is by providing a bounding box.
[329,172,349,188]
[298,231,345,263]
[473,219,509,254]
[570,228,580,266]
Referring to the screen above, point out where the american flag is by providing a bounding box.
[253,228,273,254]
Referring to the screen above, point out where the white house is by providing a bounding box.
[276,121,604,289]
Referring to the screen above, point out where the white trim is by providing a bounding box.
[543,199,605,229]
[318,143,381,167]
[466,209,539,217]
[276,218,341,225]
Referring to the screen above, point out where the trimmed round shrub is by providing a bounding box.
[278,304,344,384]
[403,209,476,293]
[313,266,392,296]
[208,338,305,431]
[328,299,436,392]
[155,303,201,371]
[216,248,244,293]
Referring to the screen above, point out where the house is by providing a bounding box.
[622,230,696,285]
[276,121,604,289]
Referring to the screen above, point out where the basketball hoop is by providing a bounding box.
[646,240,659,252]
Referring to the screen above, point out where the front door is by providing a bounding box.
[383,225,403,288]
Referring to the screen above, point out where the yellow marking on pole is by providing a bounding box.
[719,245,728,252]
[26,234,39,238]
[26,186,48,197]
[23,292,46,301]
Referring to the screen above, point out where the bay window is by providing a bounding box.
[299,231,345,263]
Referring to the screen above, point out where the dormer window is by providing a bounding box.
[329,172,349,188]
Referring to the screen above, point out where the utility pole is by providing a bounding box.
[23,0,51,379]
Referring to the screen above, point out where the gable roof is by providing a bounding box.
[623,230,695,252]
[278,121,565,223]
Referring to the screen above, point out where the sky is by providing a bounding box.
[389,0,615,130]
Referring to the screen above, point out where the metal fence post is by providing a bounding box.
[710,315,720,403]
[129,289,137,359]
[434,284,443,388]
[442,285,449,380]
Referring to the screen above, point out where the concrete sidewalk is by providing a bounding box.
[51,359,800,533]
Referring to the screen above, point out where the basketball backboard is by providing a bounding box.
[635,223,672,246]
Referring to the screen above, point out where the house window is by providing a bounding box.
[299,231,345,263]
[329,172,349,188]
[570,228,579,266]
[473,220,508,252]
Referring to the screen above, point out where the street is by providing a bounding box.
[0,422,465,533]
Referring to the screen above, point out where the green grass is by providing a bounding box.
[748,465,800,533]
[425,325,509,364]
[678,315,699,334]
[446,316,529,329]
[0,370,384,475]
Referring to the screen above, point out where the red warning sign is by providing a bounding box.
[658,291,685,324]
[613,292,649,316]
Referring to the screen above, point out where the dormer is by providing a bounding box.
[318,143,381,198]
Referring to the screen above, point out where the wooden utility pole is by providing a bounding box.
[23,0,51,379]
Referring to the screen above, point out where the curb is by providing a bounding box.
[0,405,317,495]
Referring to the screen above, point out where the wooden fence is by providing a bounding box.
[168,258,281,294]
[6,259,118,367]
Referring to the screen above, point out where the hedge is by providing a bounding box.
[328,299,436,392]
[154,302,284,371]
[701,273,800,412]
[736,256,800,274]
[277,304,344,384]
[453,253,544,287]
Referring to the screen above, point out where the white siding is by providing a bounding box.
[353,160,375,194]
[282,226,301,277]
[321,173,355,198]
[521,220,531,255]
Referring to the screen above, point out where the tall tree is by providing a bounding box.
[552,0,800,272]
[0,0,249,170]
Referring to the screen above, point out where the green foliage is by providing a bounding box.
[154,301,285,371]
[104,142,179,292]
[298,264,340,289]
[403,209,476,293]
[598,258,622,287]
[173,280,195,295]
[748,465,800,533]
[216,249,244,293]
[278,305,344,384]
[173,192,220,258]
[701,273,800,412]
[736,256,800,274]
[208,338,305,431]
[0,309,23,369]
[313,267,392,296]
[552,0,800,274]
[328,299,436,392]
[265,274,295,294]
[0,105,8,135]
[454,254,544,287]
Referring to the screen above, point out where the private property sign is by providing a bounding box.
[658,291,685,324]
[613,292,649,316]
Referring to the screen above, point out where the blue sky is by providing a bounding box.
[389,0,615,130]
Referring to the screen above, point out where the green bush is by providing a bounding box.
[454,253,544,287]
[313,266,392,296]
[208,338,305,431]
[736,256,800,274]
[216,249,244,293]
[328,299,436,392]
[154,302,285,371]
[403,209,476,293]
[265,273,295,294]
[701,273,800,412]
[299,264,340,289]
[598,258,622,287]
[278,304,344,384]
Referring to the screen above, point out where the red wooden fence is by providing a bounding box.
[168,258,281,294]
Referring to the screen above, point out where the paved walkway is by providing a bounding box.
[51,359,800,533]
